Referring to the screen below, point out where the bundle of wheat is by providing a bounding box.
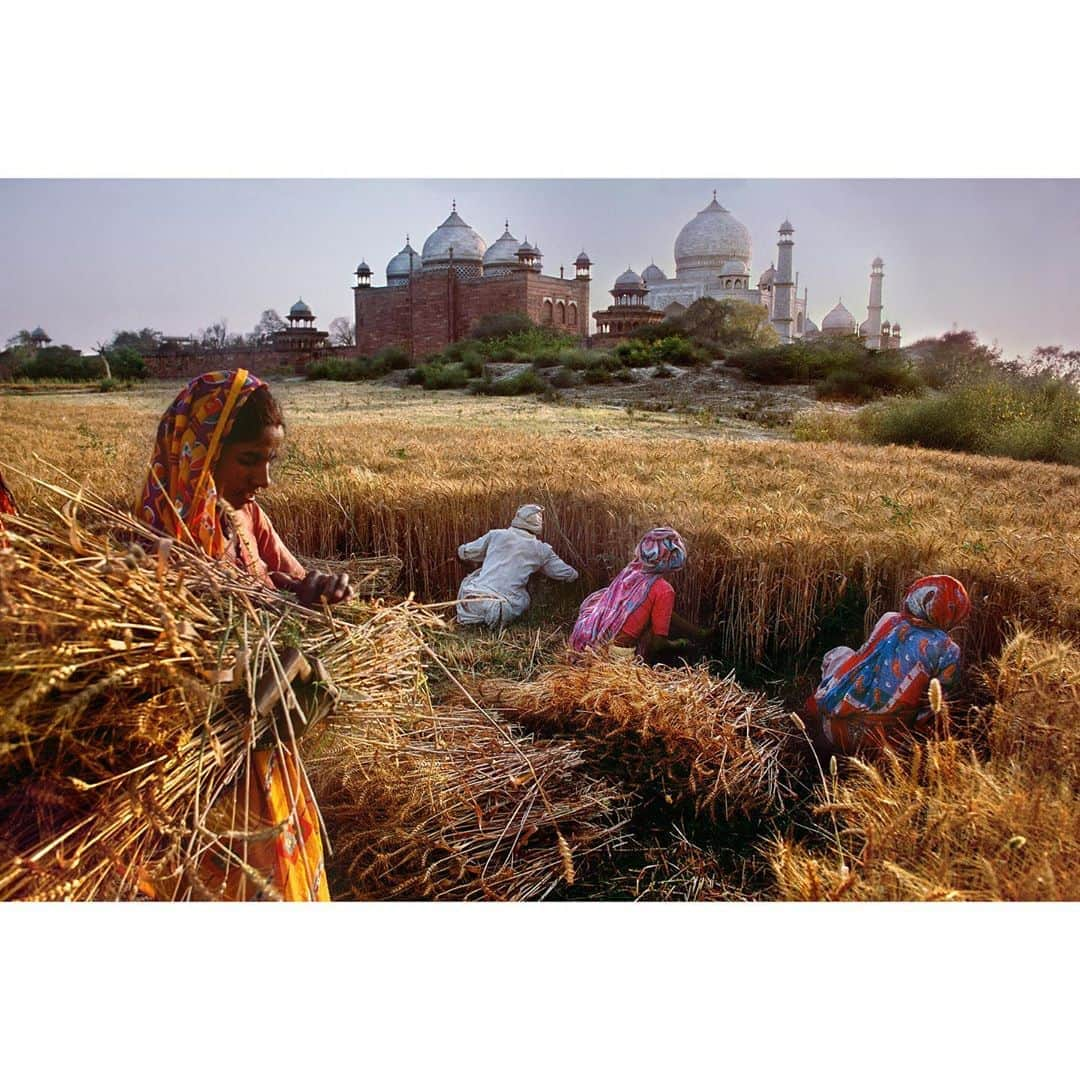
[308,705,632,900]
[472,656,802,821]
[0,479,437,901]
[767,632,1080,901]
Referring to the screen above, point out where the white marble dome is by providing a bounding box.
[720,259,748,277]
[422,206,486,267]
[822,300,856,333]
[642,262,667,284]
[674,195,752,281]
[386,240,421,284]
[483,224,520,272]
[758,263,776,287]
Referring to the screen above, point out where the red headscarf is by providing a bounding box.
[137,370,265,558]
[902,574,971,631]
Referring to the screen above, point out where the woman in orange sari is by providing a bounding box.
[139,369,350,901]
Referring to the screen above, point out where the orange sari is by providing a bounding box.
[138,370,329,902]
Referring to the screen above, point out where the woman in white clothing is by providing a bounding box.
[456,504,579,628]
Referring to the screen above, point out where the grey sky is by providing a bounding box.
[2,178,1077,360]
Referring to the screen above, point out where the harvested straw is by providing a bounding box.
[308,705,632,900]
[472,656,803,821]
[0,477,436,901]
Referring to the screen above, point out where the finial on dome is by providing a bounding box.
[405,233,410,244]
[712,189,717,200]
[452,199,456,212]
[505,218,509,231]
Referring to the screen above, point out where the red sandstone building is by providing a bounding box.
[353,205,591,361]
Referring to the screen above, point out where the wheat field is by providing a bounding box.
[2,379,1078,900]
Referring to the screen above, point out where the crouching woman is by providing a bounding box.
[570,527,707,662]
[803,574,971,758]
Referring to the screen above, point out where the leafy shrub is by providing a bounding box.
[375,345,411,371]
[613,341,653,368]
[650,336,705,367]
[857,372,1080,465]
[548,368,580,389]
[15,346,100,381]
[418,362,470,390]
[307,355,387,381]
[107,346,148,380]
[469,313,535,341]
[473,368,547,396]
[531,350,562,369]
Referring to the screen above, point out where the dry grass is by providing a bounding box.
[768,630,1080,901]
[472,656,802,821]
[309,706,631,901]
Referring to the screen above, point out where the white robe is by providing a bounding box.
[456,527,578,628]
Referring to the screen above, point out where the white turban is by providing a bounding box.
[510,504,544,535]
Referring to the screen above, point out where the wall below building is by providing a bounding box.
[143,343,352,380]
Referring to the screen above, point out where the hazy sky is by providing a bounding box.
[2,178,1077,359]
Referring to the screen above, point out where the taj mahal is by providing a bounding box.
[594,193,902,350]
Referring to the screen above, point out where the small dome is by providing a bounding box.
[575,250,592,266]
[779,219,794,233]
[289,298,312,318]
[642,262,667,283]
[872,256,884,268]
[355,260,371,274]
[30,326,49,340]
[891,322,901,332]
[822,300,856,332]
[421,205,486,266]
[758,263,776,287]
[614,267,645,288]
[803,318,819,333]
[483,224,520,269]
[720,259,747,276]
[881,320,892,331]
[386,240,421,283]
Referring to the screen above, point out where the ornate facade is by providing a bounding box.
[608,194,901,348]
[353,205,591,362]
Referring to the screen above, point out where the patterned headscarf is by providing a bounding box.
[510,504,544,535]
[902,575,971,631]
[138,370,265,558]
[571,527,687,651]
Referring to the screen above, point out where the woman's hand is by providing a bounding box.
[272,570,354,607]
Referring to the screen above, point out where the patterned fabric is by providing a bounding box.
[138,369,264,558]
[571,527,687,652]
[903,574,971,630]
[197,748,329,902]
[807,575,970,754]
